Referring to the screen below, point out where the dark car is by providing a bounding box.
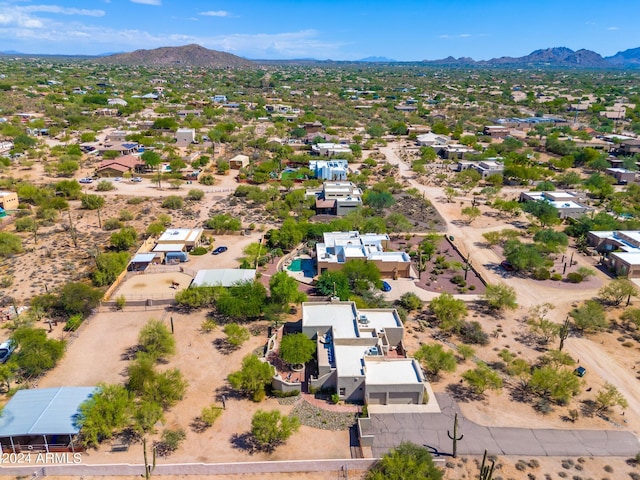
[500,261,515,272]
[212,246,228,255]
[381,281,392,292]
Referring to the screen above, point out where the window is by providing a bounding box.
[339,388,346,396]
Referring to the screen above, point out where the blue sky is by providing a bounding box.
[0,0,639,60]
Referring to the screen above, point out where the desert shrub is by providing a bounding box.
[200,319,217,332]
[450,275,466,286]
[187,189,204,201]
[199,174,215,185]
[190,246,207,255]
[551,273,562,281]
[155,428,186,457]
[200,405,223,426]
[63,314,84,332]
[115,295,126,310]
[460,321,489,345]
[96,181,115,191]
[14,216,36,232]
[161,195,184,210]
[468,284,476,290]
[566,272,584,283]
[533,268,551,281]
[127,197,145,205]
[331,393,340,404]
[119,210,134,221]
[103,218,123,231]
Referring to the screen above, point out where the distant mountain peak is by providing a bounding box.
[94,44,253,68]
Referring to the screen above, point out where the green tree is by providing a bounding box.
[315,270,350,300]
[187,189,204,201]
[397,292,423,312]
[12,327,66,378]
[92,251,129,287]
[78,383,133,447]
[228,354,274,402]
[81,194,105,210]
[429,293,467,333]
[529,366,582,405]
[223,323,250,348]
[503,239,548,273]
[595,383,628,413]
[217,280,268,320]
[133,400,164,434]
[205,213,242,231]
[364,191,395,211]
[413,344,457,377]
[598,279,638,306]
[58,282,103,317]
[110,227,138,251]
[278,333,316,367]
[484,283,518,311]
[251,410,300,451]
[268,218,304,250]
[55,179,82,199]
[521,199,560,227]
[342,259,383,292]
[570,300,608,332]
[138,319,176,361]
[462,362,503,394]
[366,442,443,480]
[460,206,481,225]
[142,150,162,187]
[269,271,307,309]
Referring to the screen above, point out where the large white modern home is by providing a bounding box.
[519,190,594,219]
[312,181,363,216]
[316,231,412,278]
[588,230,640,277]
[309,159,349,181]
[299,301,426,405]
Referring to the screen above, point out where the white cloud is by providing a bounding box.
[440,33,473,39]
[130,0,161,5]
[200,10,229,17]
[22,5,105,17]
[607,26,620,31]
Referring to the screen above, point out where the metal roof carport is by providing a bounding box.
[0,387,96,453]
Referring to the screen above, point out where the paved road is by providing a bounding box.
[362,394,639,458]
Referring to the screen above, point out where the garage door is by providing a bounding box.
[388,391,419,404]
[367,392,386,405]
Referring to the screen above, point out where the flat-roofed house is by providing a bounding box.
[519,191,593,219]
[313,182,363,216]
[316,231,412,279]
[309,160,349,181]
[606,167,637,185]
[296,301,425,404]
[155,228,203,252]
[587,230,640,277]
[175,128,196,147]
[0,191,18,210]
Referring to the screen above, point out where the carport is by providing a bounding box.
[0,387,96,453]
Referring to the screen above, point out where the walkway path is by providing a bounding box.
[361,393,639,458]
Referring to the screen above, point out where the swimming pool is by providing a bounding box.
[287,258,315,276]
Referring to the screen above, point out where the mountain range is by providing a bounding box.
[3,44,640,69]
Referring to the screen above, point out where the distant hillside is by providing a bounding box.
[423,46,640,69]
[606,47,640,67]
[357,56,397,63]
[94,44,253,68]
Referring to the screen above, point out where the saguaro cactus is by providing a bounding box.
[447,413,464,458]
[479,449,495,480]
[143,437,156,479]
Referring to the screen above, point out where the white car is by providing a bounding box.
[79,177,93,184]
[131,177,142,182]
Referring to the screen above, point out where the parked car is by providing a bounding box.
[114,177,122,182]
[0,340,16,364]
[212,246,228,255]
[131,177,142,182]
[381,281,392,292]
[79,177,93,184]
[500,260,515,272]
